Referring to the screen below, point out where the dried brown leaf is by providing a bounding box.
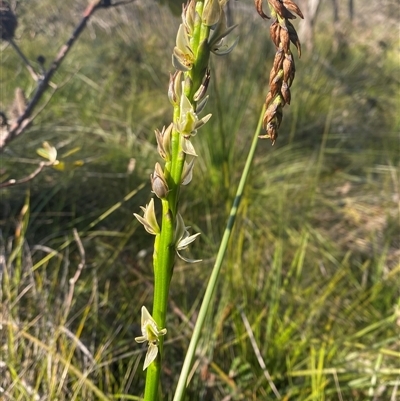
[282,0,304,19]
[255,0,270,19]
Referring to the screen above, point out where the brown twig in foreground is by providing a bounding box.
[0,0,134,150]
[240,307,282,400]
[0,160,58,188]
[63,228,86,321]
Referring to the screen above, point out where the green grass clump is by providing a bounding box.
[1,1,399,400]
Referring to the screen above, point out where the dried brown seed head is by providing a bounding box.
[255,0,302,143]
[282,52,294,82]
[279,26,290,53]
[268,0,296,19]
[282,0,304,19]
[272,48,285,73]
[270,21,281,47]
[255,0,270,19]
[287,20,301,57]
[281,81,291,105]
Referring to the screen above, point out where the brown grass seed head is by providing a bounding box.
[256,0,303,144]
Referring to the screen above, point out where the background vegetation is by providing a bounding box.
[1,0,399,400]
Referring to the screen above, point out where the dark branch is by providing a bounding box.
[1,0,133,150]
[0,160,56,188]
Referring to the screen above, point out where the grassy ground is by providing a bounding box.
[1,1,399,400]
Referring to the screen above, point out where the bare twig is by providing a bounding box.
[70,228,85,286]
[0,0,133,150]
[58,325,95,363]
[63,228,86,319]
[111,0,135,6]
[0,160,56,188]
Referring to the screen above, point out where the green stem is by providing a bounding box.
[143,2,211,399]
[188,5,211,101]
[172,105,266,401]
[143,202,175,401]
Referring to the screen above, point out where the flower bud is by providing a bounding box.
[182,0,196,33]
[151,163,169,199]
[176,23,191,54]
[155,123,173,161]
[203,0,221,27]
[168,71,182,106]
[36,141,58,163]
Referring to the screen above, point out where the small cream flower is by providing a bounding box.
[135,306,167,370]
[133,198,160,235]
[174,213,202,263]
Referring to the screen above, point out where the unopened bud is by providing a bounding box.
[155,123,173,161]
[151,163,169,199]
[183,0,196,33]
[203,0,221,27]
[168,71,183,106]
